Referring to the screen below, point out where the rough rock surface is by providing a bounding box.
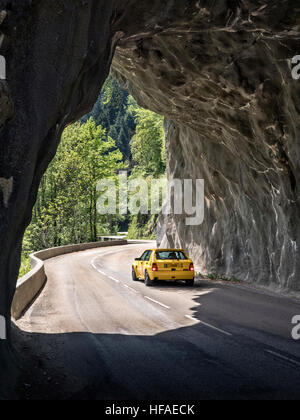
[0,0,299,395]
[0,0,118,396]
[112,1,300,290]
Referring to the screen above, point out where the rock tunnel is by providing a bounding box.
[0,0,300,392]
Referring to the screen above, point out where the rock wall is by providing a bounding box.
[0,0,119,396]
[112,1,300,290]
[0,0,299,396]
[157,120,300,289]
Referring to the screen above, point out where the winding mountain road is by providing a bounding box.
[15,242,300,400]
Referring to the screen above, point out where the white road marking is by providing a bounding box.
[144,296,170,309]
[91,244,146,262]
[265,350,300,367]
[97,269,106,275]
[123,284,139,294]
[185,315,232,337]
[90,244,144,269]
[91,262,107,276]
[109,276,120,283]
[185,315,198,323]
[91,245,148,279]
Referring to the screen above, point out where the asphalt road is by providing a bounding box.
[15,242,300,400]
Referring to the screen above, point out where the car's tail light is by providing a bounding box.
[189,263,194,272]
[152,263,158,272]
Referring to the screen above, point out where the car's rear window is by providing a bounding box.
[155,251,188,260]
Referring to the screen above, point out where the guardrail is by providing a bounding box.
[12,239,127,320]
[99,235,127,241]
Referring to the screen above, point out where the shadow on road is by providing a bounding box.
[11,281,300,401]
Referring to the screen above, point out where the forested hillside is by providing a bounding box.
[20,76,166,277]
[82,76,136,163]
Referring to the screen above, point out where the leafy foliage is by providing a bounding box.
[23,118,123,257]
[127,214,158,240]
[82,75,136,161]
[19,75,166,277]
[130,107,166,177]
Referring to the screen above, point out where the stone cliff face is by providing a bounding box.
[0,0,299,394]
[112,1,300,290]
[0,0,118,395]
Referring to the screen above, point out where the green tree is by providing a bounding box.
[130,108,166,176]
[20,76,168,277]
[25,118,123,252]
[82,75,135,161]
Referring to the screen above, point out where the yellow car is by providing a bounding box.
[132,249,195,287]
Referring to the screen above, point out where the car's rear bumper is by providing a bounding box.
[149,271,194,281]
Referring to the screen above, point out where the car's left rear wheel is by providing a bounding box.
[145,270,153,287]
[185,279,195,286]
[132,267,138,281]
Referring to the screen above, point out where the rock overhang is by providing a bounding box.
[0,2,299,362]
